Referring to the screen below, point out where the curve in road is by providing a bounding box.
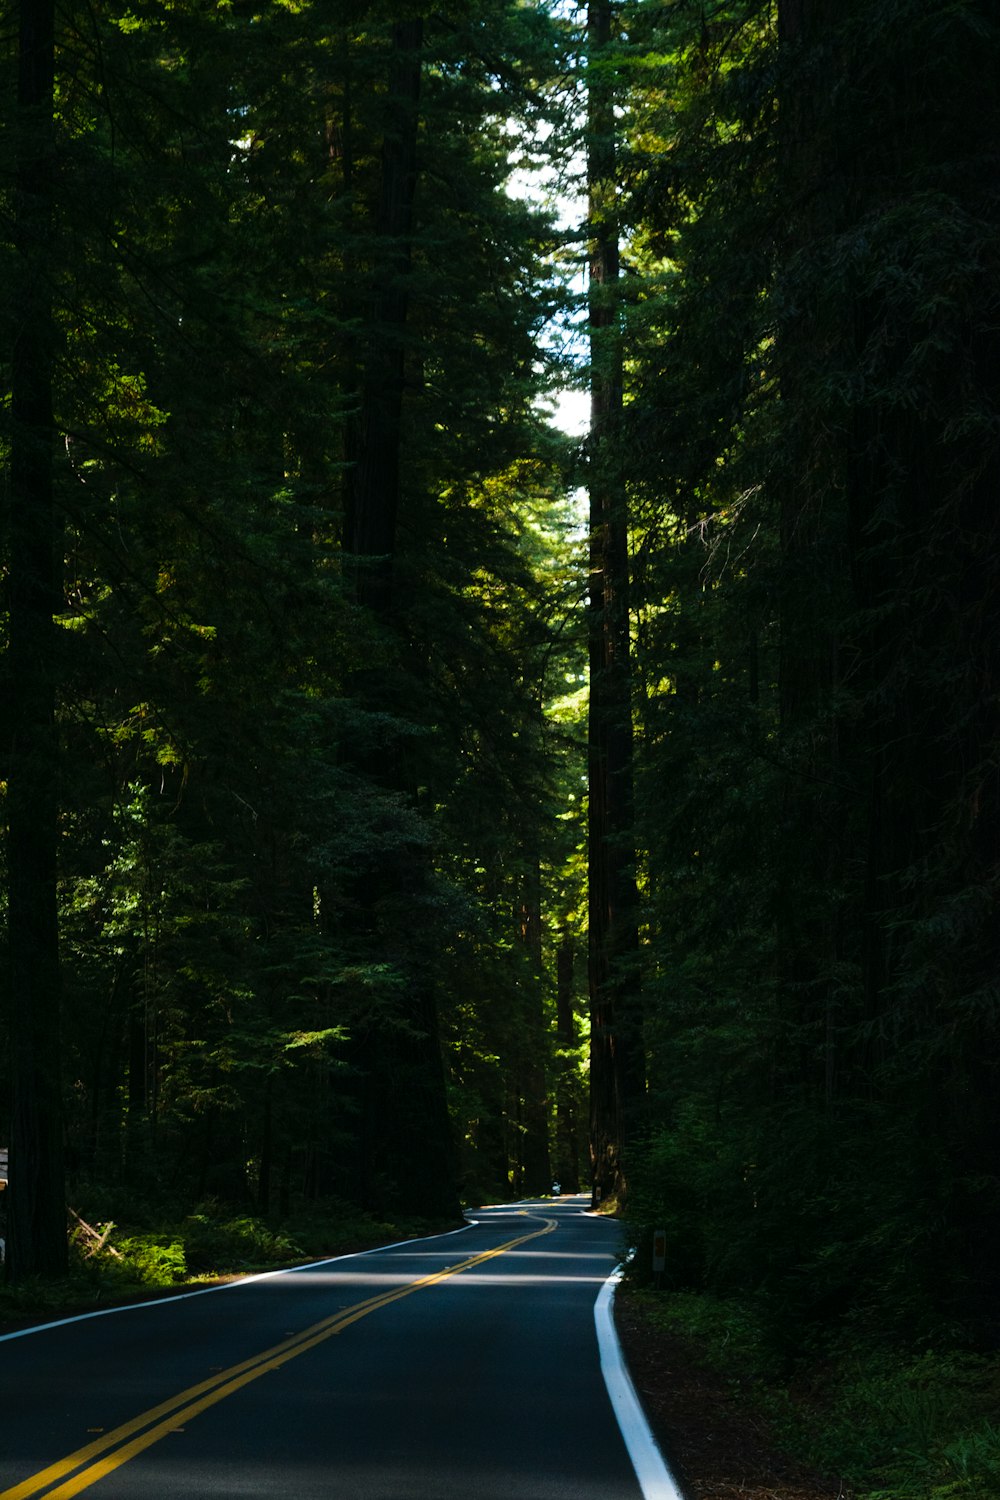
[0,1196,683,1500]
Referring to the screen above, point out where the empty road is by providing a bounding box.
[0,1197,671,1500]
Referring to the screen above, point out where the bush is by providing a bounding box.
[113,1235,188,1286]
[181,1212,303,1274]
[0,1195,455,1332]
[630,1286,1000,1500]
[801,1351,1000,1500]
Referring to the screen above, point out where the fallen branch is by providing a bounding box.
[68,1206,122,1259]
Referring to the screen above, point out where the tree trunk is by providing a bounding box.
[341,16,458,1221]
[517,865,551,1196]
[586,0,642,1208]
[554,931,581,1191]
[345,17,422,612]
[5,0,67,1281]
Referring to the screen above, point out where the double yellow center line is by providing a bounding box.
[2,1217,556,1500]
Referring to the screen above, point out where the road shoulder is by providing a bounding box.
[613,1289,844,1500]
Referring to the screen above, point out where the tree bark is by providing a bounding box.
[341,17,458,1220]
[554,930,581,1191]
[517,863,552,1196]
[586,0,642,1207]
[345,17,422,613]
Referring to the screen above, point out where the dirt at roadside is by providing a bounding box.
[614,1289,847,1500]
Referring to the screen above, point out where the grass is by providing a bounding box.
[627,1287,1000,1500]
[0,1198,461,1333]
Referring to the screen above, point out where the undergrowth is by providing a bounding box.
[0,1198,456,1330]
[627,1288,1000,1500]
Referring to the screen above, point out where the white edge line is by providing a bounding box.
[595,1268,687,1500]
[0,1219,477,1345]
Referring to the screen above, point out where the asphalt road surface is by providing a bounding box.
[0,1197,660,1500]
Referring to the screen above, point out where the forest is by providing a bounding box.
[3,0,999,1494]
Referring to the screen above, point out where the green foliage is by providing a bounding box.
[630,1288,1000,1500]
[802,1353,1000,1499]
[179,1213,303,1275]
[3,0,578,1239]
[628,1286,784,1381]
[105,1235,188,1288]
[0,1197,445,1329]
[616,0,1000,1368]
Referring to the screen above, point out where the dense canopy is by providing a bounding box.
[3,1,999,1489]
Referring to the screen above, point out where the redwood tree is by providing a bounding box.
[4,0,66,1280]
[586,0,642,1206]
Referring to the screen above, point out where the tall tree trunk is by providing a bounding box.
[345,17,422,611]
[517,863,552,1196]
[554,930,581,1191]
[342,17,458,1220]
[586,0,642,1207]
[5,0,66,1281]
[772,0,846,1110]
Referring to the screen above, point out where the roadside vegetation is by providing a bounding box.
[4,3,998,1490]
[623,1284,1000,1500]
[0,1199,458,1333]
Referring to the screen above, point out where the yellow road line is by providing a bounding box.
[1,1218,555,1500]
